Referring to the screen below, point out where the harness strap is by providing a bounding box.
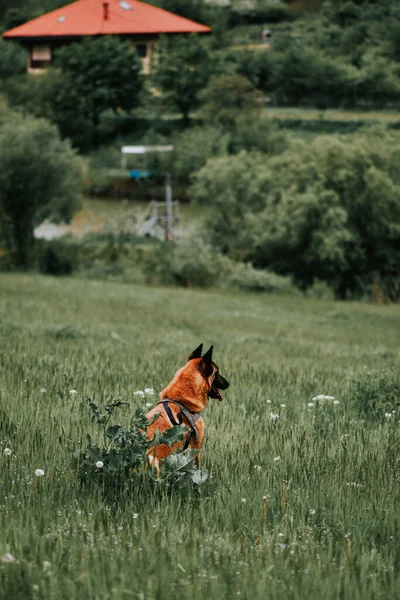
[160,399,201,448]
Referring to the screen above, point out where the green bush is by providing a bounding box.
[231,114,287,154]
[172,125,230,179]
[37,238,79,276]
[0,39,26,78]
[136,235,298,293]
[138,237,226,288]
[199,74,264,126]
[225,261,298,293]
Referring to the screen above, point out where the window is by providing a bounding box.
[136,44,147,58]
[32,45,51,61]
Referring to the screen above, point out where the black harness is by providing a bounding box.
[159,399,201,451]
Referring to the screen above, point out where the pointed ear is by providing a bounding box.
[199,345,214,377]
[202,345,213,363]
[187,343,203,361]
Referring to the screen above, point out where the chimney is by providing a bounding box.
[103,2,109,20]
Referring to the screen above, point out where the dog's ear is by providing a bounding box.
[199,345,213,378]
[202,345,213,363]
[188,343,203,361]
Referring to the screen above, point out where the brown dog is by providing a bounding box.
[146,344,229,472]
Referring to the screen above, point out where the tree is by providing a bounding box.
[55,36,143,129]
[153,34,211,123]
[0,39,26,78]
[0,112,81,268]
[191,130,400,298]
[198,74,264,126]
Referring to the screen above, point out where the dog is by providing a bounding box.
[145,344,229,472]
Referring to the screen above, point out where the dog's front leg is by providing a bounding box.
[195,453,201,469]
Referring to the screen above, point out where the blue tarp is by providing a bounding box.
[129,170,152,179]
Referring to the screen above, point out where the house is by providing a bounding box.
[2,0,211,73]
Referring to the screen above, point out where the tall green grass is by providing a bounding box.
[0,274,399,599]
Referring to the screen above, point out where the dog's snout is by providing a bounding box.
[216,373,229,390]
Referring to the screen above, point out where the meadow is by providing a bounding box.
[1,273,400,599]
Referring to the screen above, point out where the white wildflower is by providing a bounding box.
[1,553,16,563]
[269,412,279,422]
[253,465,262,473]
[266,400,272,404]
[69,390,78,396]
[134,390,145,397]
[40,388,47,393]
[309,509,316,515]
[3,448,12,456]
[144,388,154,395]
[95,461,104,469]
[280,404,286,408]
[384,413,393,419]
[43,561,52,570]
[312,395,336,403]
[34,469,45,477]
[145,402,152,408]
[307,402,315,408]
[133,513,139,519]
[333,400,340,405]
[273,456,281,462]
[241,498,247,503]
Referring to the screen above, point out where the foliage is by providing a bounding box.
[138,237,228,287]
[55,36,143,129]
[4,70,93,150]
[172,125,230,179]
[191,129,400,298]
[225,48,274,92]
[0,112,81,267]
[198,74,264,126]
[152,34,212,122]
[230,0,290,24]
[225,261,298,293]
[75,397,207,494]
[230,113,287,154]
[37,238,79,276]
[0,39,26,78]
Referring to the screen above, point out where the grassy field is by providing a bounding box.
[1,274,400,599]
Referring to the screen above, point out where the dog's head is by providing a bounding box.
[187,343,229,402]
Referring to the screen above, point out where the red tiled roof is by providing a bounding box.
[3,0,211,39]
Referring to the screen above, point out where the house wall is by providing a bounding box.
[25,35,158,74]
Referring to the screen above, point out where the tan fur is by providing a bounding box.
[146,358,216,471]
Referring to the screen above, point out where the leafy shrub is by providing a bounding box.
[74,396,208,495]
[170,236,228,287]
[138,237,227,288]
[225,261,298,293]
[172,125,230,179]
[351,370,400,422]
[37,238,79,276]
[0,39,26,78]
[198,74,264,126]
[231,114,287,155]
[305,279,335,301]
